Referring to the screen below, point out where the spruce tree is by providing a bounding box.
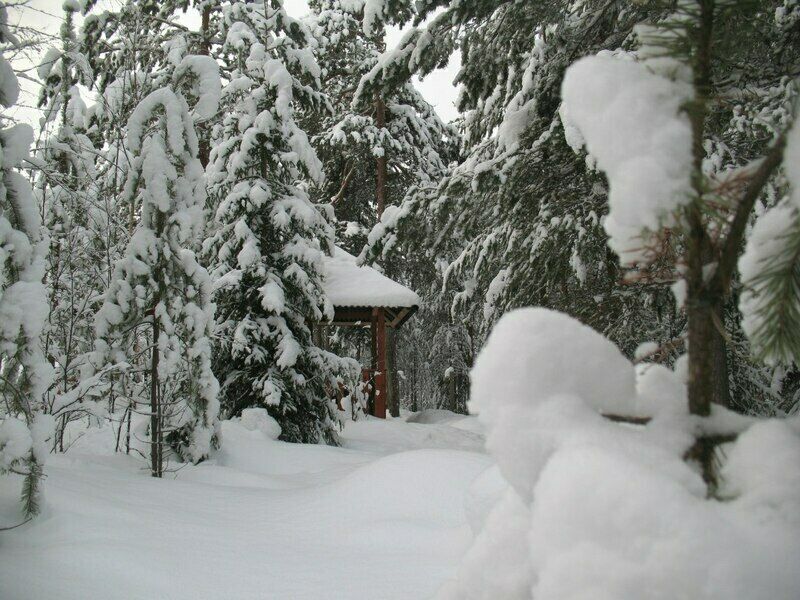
[76,1,223,457]
[306,0,454,254]
[204,0,347,444]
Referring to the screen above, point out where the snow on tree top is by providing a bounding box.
[322,246,420,309]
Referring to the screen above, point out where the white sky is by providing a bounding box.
[7,0,460,128]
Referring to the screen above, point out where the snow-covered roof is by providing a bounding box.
[322,246,420,309]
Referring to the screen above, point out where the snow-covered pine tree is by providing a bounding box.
[357,0,800,415]
[204,0,349,444]
[0,5,54,517]
[72,5,160,449]
[305,0,458,414]
[357,1,670,354]
[82,0,221,163]
[306,0,454,254]
[80,1,168,166]
[78,3,173,356]
[93,87,219,477]
[78,0,210,255]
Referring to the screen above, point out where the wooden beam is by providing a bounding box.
[329,305,418,328]
[370,310,378,415]
[331,307,374,326]
[373,307,387,419]
[388,306,417,329]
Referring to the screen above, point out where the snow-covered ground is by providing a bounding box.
[1,411,491,600]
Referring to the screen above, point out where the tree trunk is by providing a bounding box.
[448,372,457,412]
[710,301,730,407]
[410,369,418,413]
[197,6,212,168]
[374,66,394,415]
[685,0,716,417]
[375,92,387,217]
[685,290,715,416]
[150,322,161,478]
[125,400,132,455]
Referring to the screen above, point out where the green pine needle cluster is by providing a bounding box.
[743,205,800,365]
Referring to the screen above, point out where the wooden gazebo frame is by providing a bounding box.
[321,248,420,418]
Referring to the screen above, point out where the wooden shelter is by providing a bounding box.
[321,247,420,418]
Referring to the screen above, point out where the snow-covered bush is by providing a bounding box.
[239,408,282,441]
[440,308,800,600]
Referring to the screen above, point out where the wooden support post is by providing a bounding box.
[370,310,378,415]
[373,307,387,419]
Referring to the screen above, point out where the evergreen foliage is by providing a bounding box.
[305,0,459,413]
[358,0,800,415]
[3,0,800,528]
[35,2,110,451]
[93,87,219,474]
[0,4,54,516]
[204,0,349,444]
[306,0,455,254]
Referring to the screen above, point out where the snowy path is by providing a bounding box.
[1,414,491,600]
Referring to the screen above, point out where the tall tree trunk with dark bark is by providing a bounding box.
[197,6,212,168]
[374,34,395,416]
[710,301,730,407]
[685,0,718,417]
[150,320,161,478]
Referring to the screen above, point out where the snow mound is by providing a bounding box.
[321,449,491,527]
[471,307,638,422]
[407,408,464,424]
[239,407,281,440]
[463,465,507,534]
[343,416,485,454]
[721,419,800,525]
